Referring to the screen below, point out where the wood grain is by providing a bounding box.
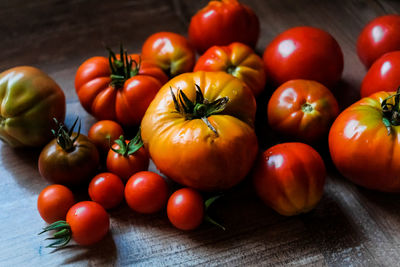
[1,0,400,266]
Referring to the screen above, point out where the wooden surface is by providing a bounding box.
[1,0,400,266]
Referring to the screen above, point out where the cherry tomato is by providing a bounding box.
[88,173,125,209]
[167,188,204,230]
[37,184,75,224]
[357,15,400,68]
[124,171,168,214]
[88,120,124,155]
[360,51,400,98]
[263,26,343,87]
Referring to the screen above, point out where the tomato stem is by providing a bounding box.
[301,103,313,113]
[107,45,140,88]
[111,131,143,157]
[204,195,226,231]
[51,117,81,152]
[38,220,72,248]
[381,87,400,135]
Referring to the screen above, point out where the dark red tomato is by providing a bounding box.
[88,173,125,209]
[263,26,343,87]
[167,188,204,230]
[37,184,75,224]
[361,51,400,98]
[357,15,400,68]
[124,171,168,214]
[88,120,124,155]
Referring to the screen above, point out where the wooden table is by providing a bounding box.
[2,0,400,266]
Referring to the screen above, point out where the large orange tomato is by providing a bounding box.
[141,71,258,191]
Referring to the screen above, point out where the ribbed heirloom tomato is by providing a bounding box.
[141,71,258,191]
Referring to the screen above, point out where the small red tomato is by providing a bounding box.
[88,173,125,209]
[267,80,339,142]
[167,188,204,230]
[37,184,75,224]
[88,120,124,155]
[360,50,400,98]
[124,171,168,214]
[357,15,400,68]
[106,134,149,182]
[253,143,326,216]
[263,26,343,87]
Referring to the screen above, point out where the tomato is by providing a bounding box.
[75,48,168,126]
[37,184,75,224]
[263,26,343,87]
[88,173,124,209]
[167,188,204,230]
[253,143,326,216]
[329,90,400,192]
[141,71,258,191]
[40,201,109,247]
[194,42,266,96]
[360,51,400,98]
[188,0,259,54]
[141,32,195,77]
[106,134,149,182]
[38,118,99,186]
[0,66,65,147]
[124,171,168,214]
[88,120,124,155]
[267,80,339,142]
[357,15,400,68]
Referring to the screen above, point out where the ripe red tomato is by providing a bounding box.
[267,80,339,142]
[253,143,326,216]
[357,15,400,68]
[124,171,168,214]
[263,26,343,87]
[88,173,125,209]
[88,120,124,155]
[106,135,149,182]
[189,0,259,53]
[37,184,75,224]
[141,32,195,77]
[360,51,400,98]
[167,188,204,230]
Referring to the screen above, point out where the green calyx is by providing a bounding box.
[381,87,400,135]
[108,45,140,88]
[38,220,71,248]
[111,131,143,157]
[204,195,226,231]
[52,117,81,152]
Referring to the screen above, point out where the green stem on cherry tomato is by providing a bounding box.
[38,220,72,248]
[111,131,143,157]
[204,195,226,231]
[51,117,81,152]
[301,103,313,113]
[381,86,400,135]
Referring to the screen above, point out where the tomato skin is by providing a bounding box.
[66,201,109,246]
[141,32,195,77]
[0,66,65,147]
[189,0,259,54]
[357,15,400,68]
[253,143,326,216]
[37,185,75,224]
[88,120,124,155]
[263,26,343,87]
[88,173,124,210]
[141,71,258,191]
[194,42,266,96]
[329,91,400,192]
[124,171,168,214]
[268,80,339,142]
[167,188,204,230]
[360,51,400,98]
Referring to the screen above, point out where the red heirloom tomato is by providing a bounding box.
[360,51,400,98]
[38,118,99,186]
[106,134,149,182]
[253,143,326,216]
[88,173,125,209]
[40,201,109,247]
[75,47,168,126]
[194,42,266,96]
[357,15,400,68]
[141,71,258,191]
[88,120,124,155]
[268,80,339,142]
[167,188,204,230]
[0,66,65,147]
[189,0,259,54]
[37,184,75,224]
[141,32,195,77]
[263,26,343,87]
[125,171,168,214]
[329,90,400,192]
